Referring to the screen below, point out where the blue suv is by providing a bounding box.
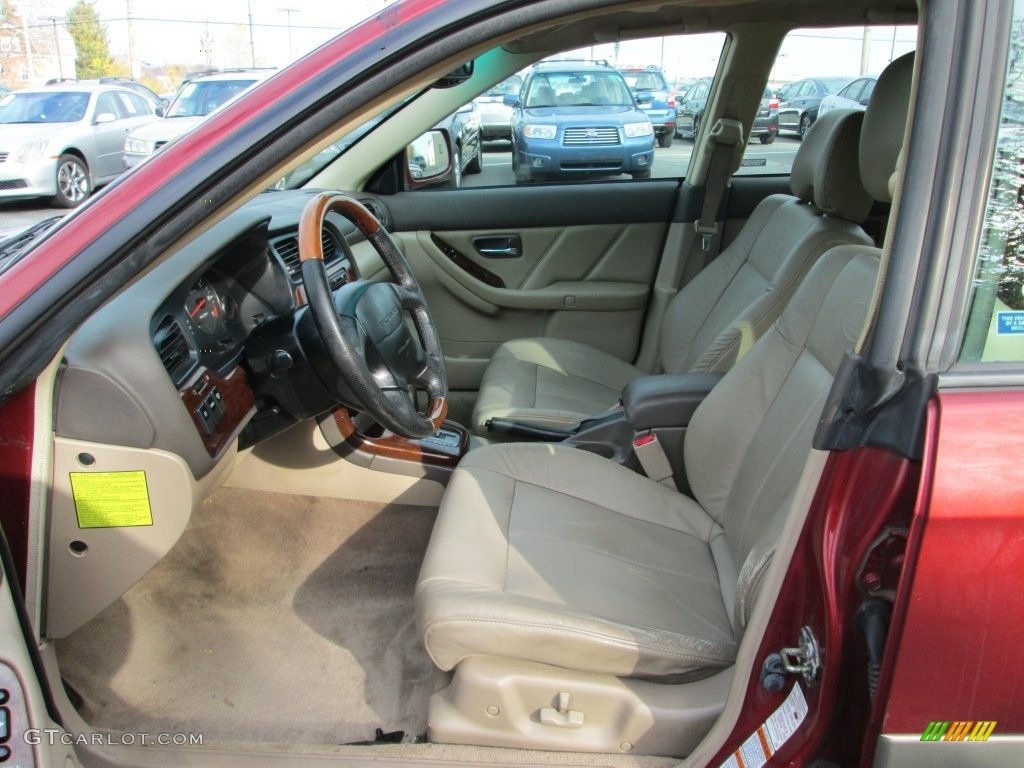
[507,61,655,183]
[618,66,675,147]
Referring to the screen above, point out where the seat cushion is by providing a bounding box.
[415,443,738,680]
[471,338,642,433]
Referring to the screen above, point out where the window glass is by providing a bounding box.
[0,91,88,123]
[442,32,727,189]
[116,91,147,117]
[95,92,121,119]
[737,25,916,177]
[960,6,1024,362]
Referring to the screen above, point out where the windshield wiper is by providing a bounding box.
[0,216,63,276]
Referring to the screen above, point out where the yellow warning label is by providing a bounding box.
[69,471,153,529]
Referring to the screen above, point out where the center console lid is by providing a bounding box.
[621,373,723,431]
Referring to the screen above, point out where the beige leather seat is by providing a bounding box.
[472,109,875,435]
[416,53,914,755]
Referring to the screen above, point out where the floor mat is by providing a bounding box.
[55,488,437,745]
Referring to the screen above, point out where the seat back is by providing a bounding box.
[682,51,914,631]
[658,109,874,375]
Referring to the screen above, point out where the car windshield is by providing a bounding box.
[524,71,633,107]
[621,71,667,91]
[165,79,257,118]
[0,91,89,123]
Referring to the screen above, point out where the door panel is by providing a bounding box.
[398,223,660,388]
[385,175,792,389]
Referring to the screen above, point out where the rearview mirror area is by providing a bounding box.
[432,61,474,89]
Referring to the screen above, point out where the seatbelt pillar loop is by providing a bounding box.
[633,431,678,489]
[695,118,744,252]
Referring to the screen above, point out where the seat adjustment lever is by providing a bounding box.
[539,692,584,728]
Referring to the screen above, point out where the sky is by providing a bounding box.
[28,0,397,69]
[22,2,917,83]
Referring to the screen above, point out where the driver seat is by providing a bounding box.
[415,52,913,756]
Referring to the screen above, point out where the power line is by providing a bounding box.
[25,17,350,33]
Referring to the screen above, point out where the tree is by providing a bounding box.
[66,0,121,78]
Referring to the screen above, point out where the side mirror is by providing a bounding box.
[155,104,166,117]
[503,94,520,108]
[93,112,117,125]
[405,129,453,189]
[636,93,654,104]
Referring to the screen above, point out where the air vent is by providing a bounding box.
[271,230,339,279]
[153,318,195,383]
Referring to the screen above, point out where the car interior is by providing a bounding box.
[28,1,925,765]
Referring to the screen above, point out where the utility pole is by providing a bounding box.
[21,13,32,82]
[47,17,63,80]
[247,0,256,68]
[860,27,872,75]
[126,0,137,78]
[278,7,298,61]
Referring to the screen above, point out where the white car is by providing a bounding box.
[818,75,877,117]
[0,84,157,207]
[123,70,270,169]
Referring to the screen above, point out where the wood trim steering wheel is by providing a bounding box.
[298,192,447,439]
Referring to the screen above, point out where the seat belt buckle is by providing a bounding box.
[694,220,718,251]
[632,431,677,489]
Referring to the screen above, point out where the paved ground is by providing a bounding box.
[0,199,66,236]
[0,134,803,237]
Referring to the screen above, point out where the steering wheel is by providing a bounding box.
[298,192,447,439]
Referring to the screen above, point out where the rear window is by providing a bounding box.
[481,75,522,98]
[820,78,852,94]
[621,71,668,91]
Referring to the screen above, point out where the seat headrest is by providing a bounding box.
[860,51,914,202]
[789,109,872,222]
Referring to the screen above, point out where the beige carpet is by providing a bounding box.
[55,488,437,745]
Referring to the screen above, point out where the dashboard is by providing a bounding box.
[55,188,388,479]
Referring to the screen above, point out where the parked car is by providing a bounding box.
[777,76,852,138]
[0,82,156,206]
[675,76,713,139]
[618,66,676,147]
[473,74,523,140]
[433,101,483,187]
[818,75,878,117]
[751,85,780,143]
[509,59,655,182]
[1,3,1023,768]
[122,69,269,168]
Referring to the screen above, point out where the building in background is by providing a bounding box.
[0,2,77,87]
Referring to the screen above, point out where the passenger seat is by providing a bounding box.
[472,109,875,436]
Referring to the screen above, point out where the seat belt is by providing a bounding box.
[693,118,745,253]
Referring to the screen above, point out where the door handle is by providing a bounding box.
[473,235,522,259]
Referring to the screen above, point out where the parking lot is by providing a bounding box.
[464,133,802,187]
[0,134,803,235]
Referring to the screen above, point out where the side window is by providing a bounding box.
[117,92,149,117]
[960,11,1024,362]
[95,92,122,120]
[737,25,916,177]
[859,78,876,105]
[427,32,726,190]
